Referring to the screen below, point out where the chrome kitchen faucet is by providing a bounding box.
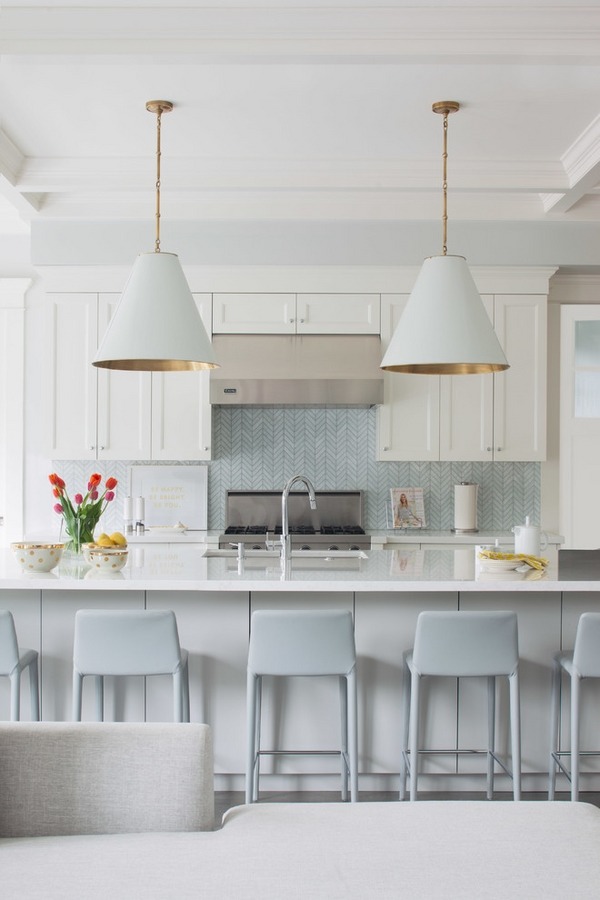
[281,475,318,568]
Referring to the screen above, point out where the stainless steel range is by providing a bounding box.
[219,490,370,552]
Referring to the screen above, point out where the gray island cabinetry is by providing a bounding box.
[0,545,599,793]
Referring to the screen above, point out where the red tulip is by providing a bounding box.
[88,473,102,488]
[52,487,61,499]
[105,477,118,490]
[49,473,65,489]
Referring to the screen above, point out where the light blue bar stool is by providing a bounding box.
[0,610,39,721]
[72,609,190,723]
[549,612,600,801]
[401,610,521,802]
[246,609,358,803]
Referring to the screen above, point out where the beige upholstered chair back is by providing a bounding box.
[0,721,214,836]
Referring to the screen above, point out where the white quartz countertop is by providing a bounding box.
[0,545,596,592]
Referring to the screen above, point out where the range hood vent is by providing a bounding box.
[210,334,384,407]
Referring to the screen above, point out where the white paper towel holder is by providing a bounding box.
[451,481,479,534]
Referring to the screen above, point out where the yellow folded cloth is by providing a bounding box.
[477,549,549,570]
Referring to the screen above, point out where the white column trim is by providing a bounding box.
[0,278,30,543]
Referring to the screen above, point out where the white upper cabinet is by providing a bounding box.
[378,292,547,462]
[212,292,380,334]
[48,292,212,461]
[296,294,380,333]
[48,293,149,461]
[491,294,547,461]
[151,294,212,461]
[97,294,152,461]
[377,295,440,462]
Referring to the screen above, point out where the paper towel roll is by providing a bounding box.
[134,496,145,523]
[454,483,478,532]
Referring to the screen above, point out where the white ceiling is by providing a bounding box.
[0,2,599,263]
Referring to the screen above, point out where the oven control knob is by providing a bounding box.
[350,545,361,551]
[328,544,340,551]
[300,544,311,551]
[251,544,262,550]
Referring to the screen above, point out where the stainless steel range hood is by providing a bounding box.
[209,334,384,407]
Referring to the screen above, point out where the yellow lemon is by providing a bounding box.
[110,532,127,547]
[96,533,114,547]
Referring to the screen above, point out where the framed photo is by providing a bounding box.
[390,487,426,529]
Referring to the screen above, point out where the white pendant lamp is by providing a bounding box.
[381,101,509,375]
[94,101,218,372]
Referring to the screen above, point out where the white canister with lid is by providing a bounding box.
[512,516,548,557]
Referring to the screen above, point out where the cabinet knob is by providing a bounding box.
[99,445,105,451]
[203,446,209,452]
[383,446,389,451]
[299,318,305,324]
[486,447,492,452]
[496,447,502,452]
[89,445,95,451]
[289,318,295,324]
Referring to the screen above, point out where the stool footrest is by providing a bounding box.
[402,749,515,779]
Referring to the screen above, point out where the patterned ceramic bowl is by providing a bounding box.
[11,542,65,573]
[83,545,128,572]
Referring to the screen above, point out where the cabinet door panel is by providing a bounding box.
[41,589,145,722]
[296,293,380,334]
[146,591,249,773]
[249,592,353,776]
[561,593,600,780]
[48,294,98,460]
[0,590,40,721]
[97,295,152,460]
[458,591,561,776]
[439,296,494,461]
[493,295,547,461]
[377,295,440,461]
[355,591,459,776]
[213,293,295,333]
[151,295,212,460]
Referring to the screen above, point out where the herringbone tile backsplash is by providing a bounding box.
[58,407,540,534]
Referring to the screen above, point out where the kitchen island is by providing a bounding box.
[1,544,599,794]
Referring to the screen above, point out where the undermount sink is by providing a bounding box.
[202,549,367,561]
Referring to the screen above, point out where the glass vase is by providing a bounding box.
[60,519,96,556]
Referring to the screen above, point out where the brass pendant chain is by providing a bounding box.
[145,100,173,254]
[432,101,459,257]
[154,106,162,253]
[441,110,449,256]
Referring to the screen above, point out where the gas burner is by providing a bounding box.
[273,525,316,536]
[224,525,267,536]
[320,525,366,536]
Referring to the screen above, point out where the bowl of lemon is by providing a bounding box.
[83,532,129,572]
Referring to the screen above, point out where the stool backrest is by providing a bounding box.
[73,609,184,676]
[573,612,600,677]
[412,610,519,677]
[0,610,19,675]
[248,609,356,676]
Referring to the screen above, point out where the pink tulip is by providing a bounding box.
[105,491,115,502]
[74,493,83,505]
[53,504,63,515]
[91,490,98,500]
